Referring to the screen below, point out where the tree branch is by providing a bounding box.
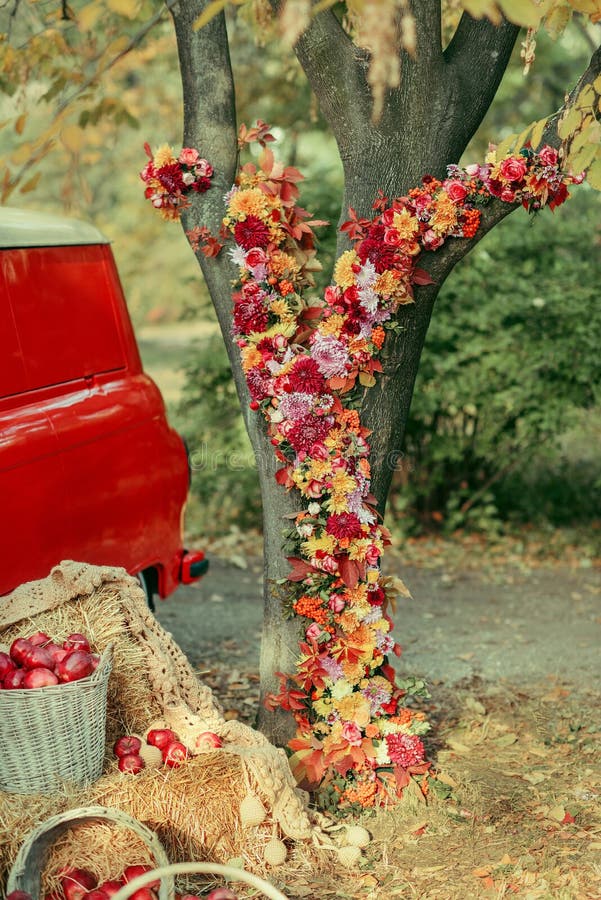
[268,1,371,156]
[444,12,520,149]
[170,0,237,339]
[408,0,442,67]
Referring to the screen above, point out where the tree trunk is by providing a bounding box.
[171,0,599,746]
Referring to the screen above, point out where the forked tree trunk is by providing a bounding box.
[170,0,599,745]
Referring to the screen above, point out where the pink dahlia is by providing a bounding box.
[385,733,425,768]
[310,333,349,378]
[234,215,271,250]
[325,512,363,540]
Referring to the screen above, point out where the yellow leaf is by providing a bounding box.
[585,157,601,190]
[568,0,600,13]
[10,142,32,165]
[570,143,598,174]
[495,132,518,158]
[358,371,376,387]
[78,1,103,29]
[14,114,26,135]
[514,122,534,151]
[543,3,571,38]
[575,84,594,111]
[461,0,502,22]
[548,804,566,821]
[61,124,85,153]
[499,0,543,27]
[558,105,583,140]
[530,116,548,150]
[19,172,41,194]
[472,866,492,878]
[193,0,228,31]
[106,0,139,18]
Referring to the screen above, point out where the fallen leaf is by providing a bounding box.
[472,866,492,878]
[495,732,518,747]
[548,804,566,822]
[523,771,547,784]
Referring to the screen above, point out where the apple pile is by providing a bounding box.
[0,632,100,690]
[6,869,239,900]
[113,728,223,775]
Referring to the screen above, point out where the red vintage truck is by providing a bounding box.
[0,207,207,603]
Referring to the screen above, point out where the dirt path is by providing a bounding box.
[155,556,600,693]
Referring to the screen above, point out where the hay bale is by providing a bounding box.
[0,562,326,891]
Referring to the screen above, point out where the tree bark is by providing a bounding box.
[171,0,600,745]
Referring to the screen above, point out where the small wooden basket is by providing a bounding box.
[6,806,173,900]
[0,647,112,794]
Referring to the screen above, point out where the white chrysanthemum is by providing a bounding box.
[308,502,321,515]
[228,244,247,267]
[374,741,392,765]
[356,259,377,287]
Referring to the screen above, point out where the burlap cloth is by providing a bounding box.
[0,562,330,886]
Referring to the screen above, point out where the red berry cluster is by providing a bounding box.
[0,632,99,690]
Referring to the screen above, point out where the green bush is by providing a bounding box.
[392,189,601,533]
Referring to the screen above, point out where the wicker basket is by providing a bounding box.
[6,805,173,900]
[110,862,290,900]
[0,646,112,794]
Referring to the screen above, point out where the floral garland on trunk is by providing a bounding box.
[142,127,582,813]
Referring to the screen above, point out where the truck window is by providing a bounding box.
[2,244,127,394]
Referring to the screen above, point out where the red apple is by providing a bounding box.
[46,644,70,666]
[113,735,142,758]
[23,667,59,688]
[10,638,32,665]
[162,741,190,768]
[7,891,34,900]
[179,895,204,900]
[123,866,159,890]
[61,868,97,900]
[63,633,91,652]
[128,890,156,900]
[195,732,223,750]
[3,668,26,689]
[205,890,238,900]
[82,891,109,900]
[146,728,177,750]
[96,883,123,899]
[28,631,52,647]
[23,646,55,670]
[57,651,94,683]
[0,651,15,680]
[118,753,145,774]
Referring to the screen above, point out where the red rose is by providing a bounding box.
[499,156,528,182]
[538,145,558,167]
[444,180,468,203]
[245,248,267,268]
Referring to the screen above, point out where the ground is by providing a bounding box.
[155,544,601,900]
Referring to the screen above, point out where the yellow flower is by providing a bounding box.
[318,314,344,338]
[153,144,176,167]
[334,692,371,727]
[374,270,400,297]
[430,191,458,236]
[313,696,333,718]
[301,533,337,557]
[342,661,367,684]
[228,187,270,220]
[334,250,359,288]
[323,494,352,514]
[269,250,300,278]
[392,208,419,239]
[270,298,292,317]
[240,345,263,372]
[308,459,332,480]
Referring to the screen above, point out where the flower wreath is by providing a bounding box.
[142,127,582,813]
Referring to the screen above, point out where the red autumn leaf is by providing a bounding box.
[143,141,153,159]
[561,811,575,825]
[412,267,436,286]
[286,557,318,581]
[339,556,361,588]
[275,465,294,488]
